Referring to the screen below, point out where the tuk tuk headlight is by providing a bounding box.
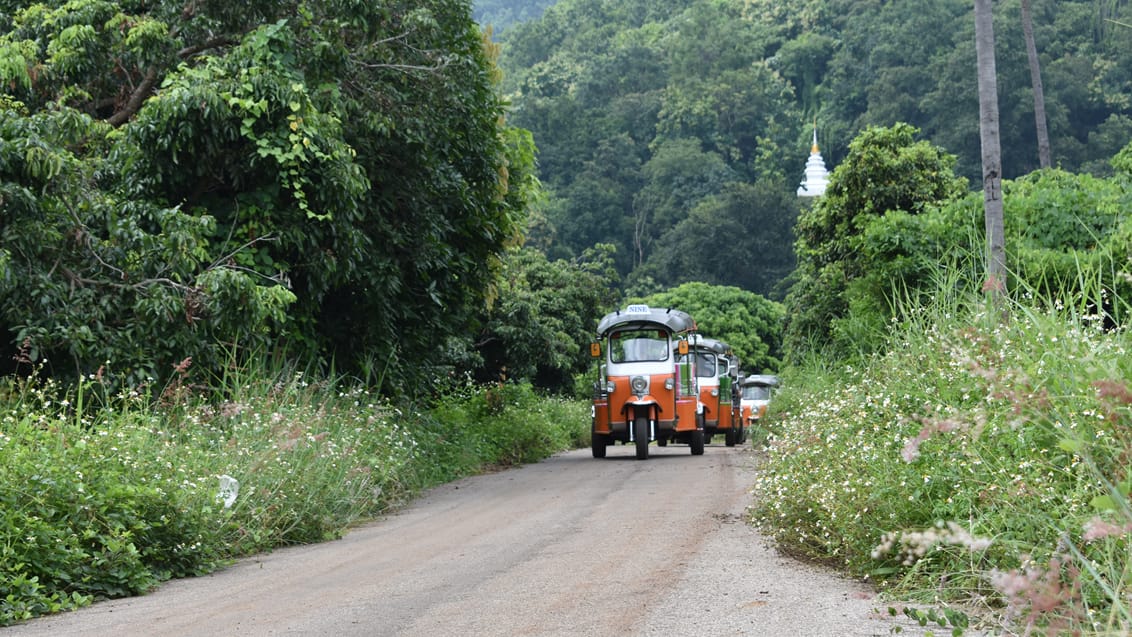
[664,378,674,390]
[630,376,648,394]
[606,381,615,394]
[710,389,719,397]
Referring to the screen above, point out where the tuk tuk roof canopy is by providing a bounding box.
[741,374,780,388]
[690,335,732,356]
[596,305,697,337]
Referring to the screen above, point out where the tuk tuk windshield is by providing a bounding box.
[609,328,670,363]
[741,385,771,400]
[695,352,717,377]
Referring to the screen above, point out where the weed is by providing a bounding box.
[753,289,1132,635]
[0,361,588,626]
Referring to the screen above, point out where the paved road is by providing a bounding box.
[5,444,946,636]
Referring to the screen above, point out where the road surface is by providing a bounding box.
[5,444,954,636]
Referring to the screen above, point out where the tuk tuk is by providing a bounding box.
[590,305,704,459]
[739,374,780,430]
[688,336,744,447]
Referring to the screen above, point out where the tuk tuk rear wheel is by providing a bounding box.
[634,415,649,460]
[592,433,607,458]
[690,429,705,455]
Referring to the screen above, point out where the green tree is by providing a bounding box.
[772,32,836,117]
[471,244,620,391]
[0,1,534,392]
[636,281,785,373]
[852,166,1132,333]
[548,134,644,274]
[656,62,798,170]
[500,0,805,298]
[631,138,737,267]
[631,178,798,299]
[473,0,560,34]
[784,123,967,363]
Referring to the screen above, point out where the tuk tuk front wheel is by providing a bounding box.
[725,427,737,447]
[634,415,650,460]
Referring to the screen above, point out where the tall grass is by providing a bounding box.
[0,363,588,626]
[752,265,1132,635]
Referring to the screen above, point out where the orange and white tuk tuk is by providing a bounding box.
[689,336,744,446]
[590,305,704,459]
[739,374,779,431]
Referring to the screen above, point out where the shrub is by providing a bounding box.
[0,366,589,626]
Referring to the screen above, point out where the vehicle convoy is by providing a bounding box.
[590,305,704,459]
[739,374,780,431]
[688,336,744,447]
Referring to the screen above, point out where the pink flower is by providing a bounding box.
[1082,516,1132,542]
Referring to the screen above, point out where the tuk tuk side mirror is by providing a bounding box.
[677,340,689,355]
[590,342,602,358]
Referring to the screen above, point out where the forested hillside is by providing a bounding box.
[3,0,1132,394]
[473,0,557,34]
[497,0,1132,299]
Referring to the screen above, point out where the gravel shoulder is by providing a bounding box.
[4,444,991,636]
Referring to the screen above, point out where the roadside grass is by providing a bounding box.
[751,290,1132,635]
[0,366,587,626]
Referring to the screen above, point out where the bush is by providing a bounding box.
[753,289,1132,635]
[0,365,589,626]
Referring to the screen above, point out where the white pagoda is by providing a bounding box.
[796,126,830,197]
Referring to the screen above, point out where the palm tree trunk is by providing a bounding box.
[975,0,1007,304]
[1021,0,1051,168]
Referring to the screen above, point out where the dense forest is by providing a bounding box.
[0,0,540,393]
[2,0,1132,396]
[492,0,1132,301]
[473,0,557,34]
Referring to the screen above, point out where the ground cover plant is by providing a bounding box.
[752,289,1132,635]
[0,363,587,626]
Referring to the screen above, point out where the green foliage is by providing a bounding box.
[784,123,967,364]
[794,0,1132,182]
[469,244,620,391]
[473,0,559,34]
[753,284,1132,634]
[0,363,589,625]
[425,380,589,473]
[1114,138,1132,178]
[0,378,215,624]
[785,125,1132,369]
[891,605,970,636]
[634,281,784,373]
[631,177,799,299]
[0,1,535,393]
[499,0,802,293]
[500,0,1132,307]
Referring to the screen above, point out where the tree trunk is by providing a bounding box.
[1021,0,1051,168]
[974,0,1007,305]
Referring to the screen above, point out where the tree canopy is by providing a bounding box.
[634,282,785,374]
[783,121,1132,364]
[0,0,534,392]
